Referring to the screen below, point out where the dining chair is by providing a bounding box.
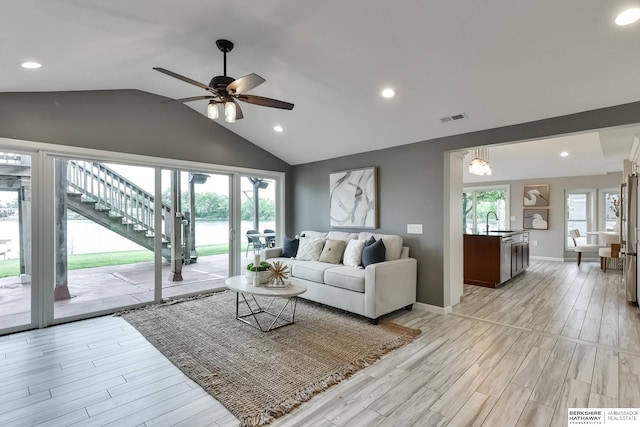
[263,229,276,248]
[600,243,621,272]
[598,232,622,272]
[568,229,600,265]
[245,230,264,256]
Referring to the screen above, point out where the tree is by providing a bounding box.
[161,188,274,221]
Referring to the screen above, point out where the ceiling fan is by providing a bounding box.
[153,39,294,123]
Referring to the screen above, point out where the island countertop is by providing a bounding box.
[464,230,527,238]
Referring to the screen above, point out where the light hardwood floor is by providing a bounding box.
[2,260,639,426]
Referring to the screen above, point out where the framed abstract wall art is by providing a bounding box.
[329,167,378,228]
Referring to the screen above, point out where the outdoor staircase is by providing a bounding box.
[64,160,172,255]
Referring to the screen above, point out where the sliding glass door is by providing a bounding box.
[0,152,32,333]
[160,169,230,299]
[0,142,284,335]
[52,158,156,320]
[240,176,277,270]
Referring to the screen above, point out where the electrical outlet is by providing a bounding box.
[533,240,538,246]
[510,216,516,221]
[407,224,423,234]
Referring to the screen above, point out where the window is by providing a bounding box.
[565,189,619,250]
[463,186,509,233]
[600,188,620,231]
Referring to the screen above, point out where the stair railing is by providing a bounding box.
[66,161,171,241]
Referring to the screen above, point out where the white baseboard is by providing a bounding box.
[530,256,564,262]
[414,301,452,315]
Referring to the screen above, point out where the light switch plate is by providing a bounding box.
[407,224,423,234]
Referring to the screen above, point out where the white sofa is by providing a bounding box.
[263,231,417,324]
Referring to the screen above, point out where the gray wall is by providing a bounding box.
[291,145,444,305]
[466,173,623,260]
[0,90,291,173]
[292,100,640,307]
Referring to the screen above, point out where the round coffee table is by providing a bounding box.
[224,275,307,332]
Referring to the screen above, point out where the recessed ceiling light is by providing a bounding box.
[20,61,41,69]
[615,8,640,26]
[381,88,395,98]
[273,125,283,133]
[560,151,569,157]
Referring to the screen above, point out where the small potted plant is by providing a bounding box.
[246,261,271,285]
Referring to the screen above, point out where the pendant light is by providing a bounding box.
[468,147,493,176]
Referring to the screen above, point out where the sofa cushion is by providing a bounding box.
[324,266,366,293]
[343,239,366,268]
[318,239,347,264]
[362,238,386,267]
[292,260,335,283]
[281,235,299,258]
[358,232,403,261]
[296,237,325,261]
[326,231,359,242]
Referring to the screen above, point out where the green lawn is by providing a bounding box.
[0,243,242,278]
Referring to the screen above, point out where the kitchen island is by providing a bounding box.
[463,230,530,288]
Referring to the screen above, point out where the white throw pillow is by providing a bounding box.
[300,230,328,239]
[343,239,366,268]
[327,231,359,242]
[295,237,325,261]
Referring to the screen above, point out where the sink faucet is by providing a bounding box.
[486,211,499,233]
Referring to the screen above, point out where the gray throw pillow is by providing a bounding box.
[362,238,385,267]
[281,235,299,258]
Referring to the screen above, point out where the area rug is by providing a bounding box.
[119,291,420,426]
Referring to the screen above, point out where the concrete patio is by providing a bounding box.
[0,253,233,331]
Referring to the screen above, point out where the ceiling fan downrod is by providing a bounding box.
[215,39,234,77]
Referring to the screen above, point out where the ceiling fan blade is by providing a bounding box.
[226,73,265,94]
[236,94,294,110]
[153,67,214,92]
[233,100,244,120]
[163,95,217,104]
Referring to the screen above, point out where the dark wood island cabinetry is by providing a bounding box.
[463,231,529,288]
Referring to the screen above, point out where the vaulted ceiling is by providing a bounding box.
[2,1,640,171]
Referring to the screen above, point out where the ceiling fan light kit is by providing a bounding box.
[207,101,219,119]
[224,101,236,123]
[154,39,294,123]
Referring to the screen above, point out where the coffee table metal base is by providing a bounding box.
[235,292,299,332]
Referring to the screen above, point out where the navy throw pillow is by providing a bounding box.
[365,235,376,246]
[281,235,300,258]
[362,238,385,267]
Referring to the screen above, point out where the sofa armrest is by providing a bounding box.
[364,257,417,319]
[263,247,283,259]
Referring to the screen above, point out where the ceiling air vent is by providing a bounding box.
[440,112,468,123]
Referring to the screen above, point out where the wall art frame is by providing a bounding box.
[523,208,549,230]
[523,184,550,206]
[329,167,378,229]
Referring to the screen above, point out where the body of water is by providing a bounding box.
[0,218,276,258]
